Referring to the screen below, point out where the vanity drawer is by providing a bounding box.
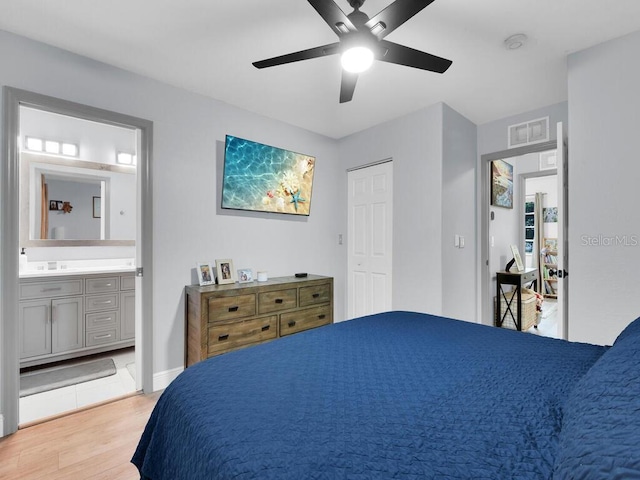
[208,294,256,323]
[86,310,119,330]
[299,283,332,307]
[20,279,83,300]
[86,327,120,347]
[258,288,297,314]
[85,277,119,294]
[85,294,119,313]
[120,275,135,291]
[280,305,332,336]
[207,315,277,356]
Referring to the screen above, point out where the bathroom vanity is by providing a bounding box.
[19,265,135,368]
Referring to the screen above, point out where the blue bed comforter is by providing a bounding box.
[132,311,607,480]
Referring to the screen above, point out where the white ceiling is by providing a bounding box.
[2,0,640,139]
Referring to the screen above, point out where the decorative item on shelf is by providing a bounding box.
[257,271,268,282]
[61,201,73,213]
[196,262,215,286]
[490,159,513,208]
[509,245,525,272]
[237,268,253,283]
[215,259,236,285]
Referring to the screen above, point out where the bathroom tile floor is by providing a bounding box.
[19,347,137,425]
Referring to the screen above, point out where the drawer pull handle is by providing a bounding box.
[228,306,239,312]
[318,314,326,320]
[96,283,113,288]
[95,317,113,323]
[261,325,270,332]
[93,333,112,340]
[96,300,113,305]
[288,321,296,327]
[218,334,229,341]
[275,299,283,304]
[42,287,62,292]
[312,293,320,298]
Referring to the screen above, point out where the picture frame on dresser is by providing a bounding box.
[216,259,235,284]
[196,262,215,286]
[237,268,253,283]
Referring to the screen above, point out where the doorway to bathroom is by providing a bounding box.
[1,87,153,435]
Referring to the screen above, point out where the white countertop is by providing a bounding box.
[19,258,135,279]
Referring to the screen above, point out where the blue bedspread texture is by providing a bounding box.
[132,311,611,479]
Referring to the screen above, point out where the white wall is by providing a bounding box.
[338,103,477,320]
[441,104,477,321]
[567,30,640,345]
[0,29,344,419]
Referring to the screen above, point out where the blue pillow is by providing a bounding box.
[553,332,640,479]
[613,316,640,346]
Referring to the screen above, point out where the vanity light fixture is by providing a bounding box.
[61,142,79,157]
[116,152,136,166]
[45,140,61,154]
[25,136,43,152]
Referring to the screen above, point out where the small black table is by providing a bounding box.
[495,268,538,331]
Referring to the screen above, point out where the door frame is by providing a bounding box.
[478,139,558,330]
[1,87,154,435]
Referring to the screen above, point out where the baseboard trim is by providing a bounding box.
[153,366,183,391]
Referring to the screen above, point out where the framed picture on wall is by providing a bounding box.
[216,259,236,285]
[490,159,513,209]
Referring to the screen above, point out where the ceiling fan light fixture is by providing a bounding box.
[341,46,374,73]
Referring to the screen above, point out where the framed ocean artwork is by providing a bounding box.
[221,135,315,216]
[490,159,513,209]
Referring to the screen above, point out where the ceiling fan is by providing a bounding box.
[253,0,452,103]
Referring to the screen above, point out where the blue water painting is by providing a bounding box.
[222,135,315,216]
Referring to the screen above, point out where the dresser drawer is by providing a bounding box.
[258,288,297,314]
[85,277,119,294]
[120,275,135,291]
[280,305,332,336]
[299,283,332,307]
[20,279,83,300]
[86,310,119,330]
[86,327,119,347]
[208,294,256,323]
[207,315,277,356]
[85,294,119,313]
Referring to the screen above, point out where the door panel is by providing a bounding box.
[556,122,568,339]
[347,162,393,319]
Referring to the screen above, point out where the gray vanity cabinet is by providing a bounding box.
[19,295,84,359]
[19,272,135,367]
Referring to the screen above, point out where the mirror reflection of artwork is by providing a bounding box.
[543,207,558,223]
[490,160,513,209]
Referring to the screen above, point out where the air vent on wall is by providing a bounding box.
[508,117,549,148]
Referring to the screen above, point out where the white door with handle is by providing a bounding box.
[347,161,393,319]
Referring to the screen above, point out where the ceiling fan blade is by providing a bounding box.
[308,0,357,37]
[253,43,340,69]
[365,0,435,38]
[378,40,452,73]
[340,71,358,103]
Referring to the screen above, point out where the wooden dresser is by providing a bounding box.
[185,275,333,366]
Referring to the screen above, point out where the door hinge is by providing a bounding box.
[136,267,143,277]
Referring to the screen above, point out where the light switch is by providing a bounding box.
[459,236,465,248]
[454,234,460,247]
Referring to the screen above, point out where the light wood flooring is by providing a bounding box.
[0,392,160,480]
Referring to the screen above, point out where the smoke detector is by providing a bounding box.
[504,34,528,50]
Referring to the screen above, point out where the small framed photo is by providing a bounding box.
[510,245,525,272]
[237,268,253,283]
[196,262,215,286]
[49,200,61,211]
[216,259,235,285]
[93,196,101,218]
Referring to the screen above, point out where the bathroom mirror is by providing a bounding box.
[20,152,136,246]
